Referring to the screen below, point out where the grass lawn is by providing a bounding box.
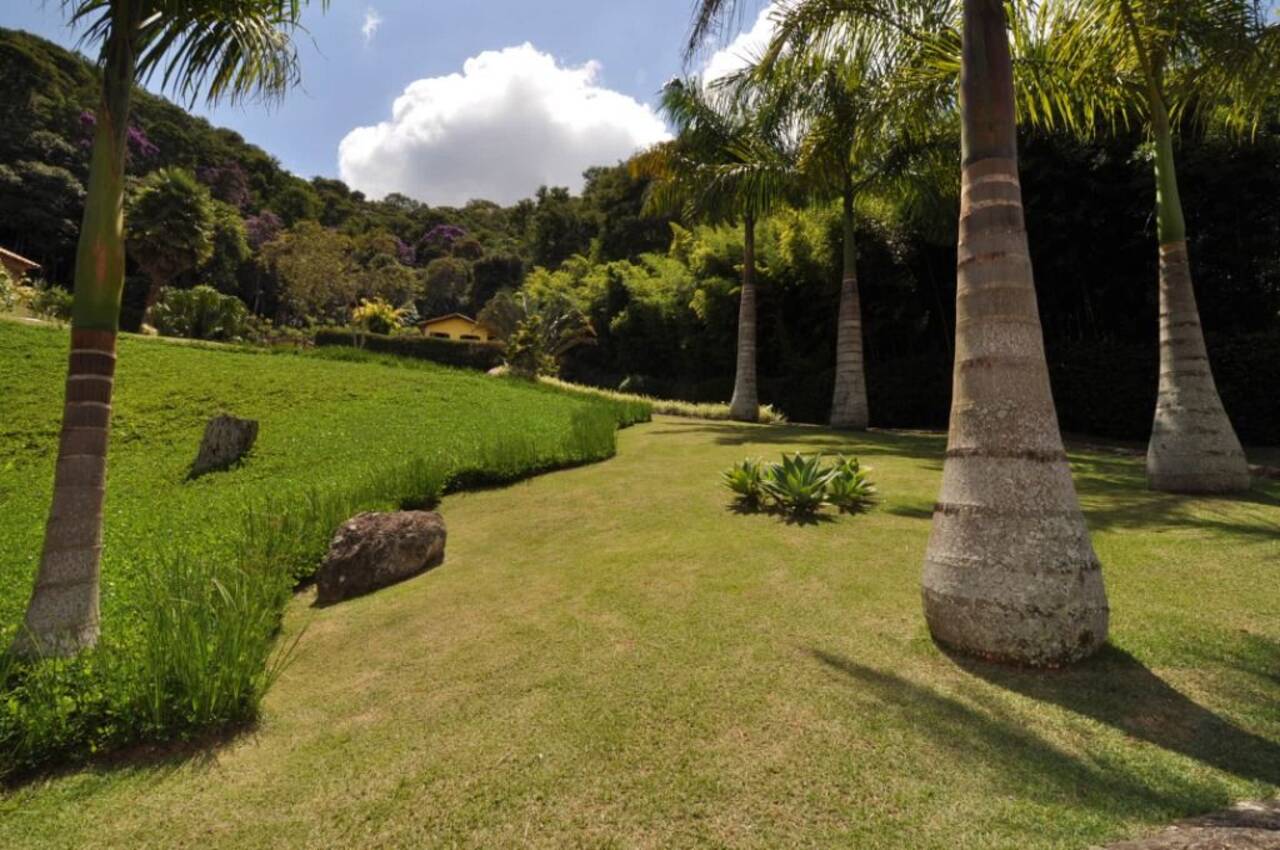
[0,319,644,773]
[2,415,1275,848]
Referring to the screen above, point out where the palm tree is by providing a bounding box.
[1029,0,1270,493]
[14,0,326,659]
[632,78,797,422]
[689,0,1109,665]
[728,10,955,429]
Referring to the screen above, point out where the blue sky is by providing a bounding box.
[4,1,776,205]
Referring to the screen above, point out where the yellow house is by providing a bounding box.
[418,313,496,342]
[0,246,40,282]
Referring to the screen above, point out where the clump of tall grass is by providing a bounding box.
[535,375,785,424]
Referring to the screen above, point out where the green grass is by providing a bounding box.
[529,373,786,423]
[1,416,1275,848]
[0,321,646,775]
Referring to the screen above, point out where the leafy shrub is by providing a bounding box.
[30,284,73,322]
[151,285,250,341]
[351,297,404,335]
[723,453,876,517]
[479,290,594,378]
[314,329,504,371]
[722,458,766,506]
[0,266,33,312]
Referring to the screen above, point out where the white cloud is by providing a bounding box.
[338,44,671,206]
[361,7,383,45]
[701,4,779,84]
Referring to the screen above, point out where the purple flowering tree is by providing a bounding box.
[197,162,252,209]
[245,210,284,250]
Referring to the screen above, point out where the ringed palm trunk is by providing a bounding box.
[829,185,869,429]
[920,0,1108,666]
[1143,98,1249,493]
[13,5,140,658]
[728,212,759,422]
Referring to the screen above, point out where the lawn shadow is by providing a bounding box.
[2,718,254,791]
[1072,453,1280,541]
[724,499,837,526]
[648,421,947,466]
[947,645,1280,787]
[808,649,1242,820]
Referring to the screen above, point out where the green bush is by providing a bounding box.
[151,285,251,341]
[314,329,504,371]
[350,298,405,336]
[0,267,24,311]
[30,284,73,322]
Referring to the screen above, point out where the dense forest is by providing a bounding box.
[2,27,1277,438]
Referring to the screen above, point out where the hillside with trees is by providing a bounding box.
[2,26,1277,438]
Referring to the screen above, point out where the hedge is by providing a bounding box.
[578,334,1278,446]
[314,329,505,371]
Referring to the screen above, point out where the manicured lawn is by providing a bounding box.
[0,319,635,642]
[2,415,1275,848]
[0,319,644,774]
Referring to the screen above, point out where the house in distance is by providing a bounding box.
[418,313,496,342]
[0,246,41,282]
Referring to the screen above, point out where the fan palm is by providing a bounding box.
[688,0,1108,665]
[1019,0,1274,493]
[632,78,799,422]
[14,0,327,659]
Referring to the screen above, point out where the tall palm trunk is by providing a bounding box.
[920,0,1108,666]
[13,5,140,658]
[829,183,869,429]
[1140,84,1249,493]
[728,212,759,422]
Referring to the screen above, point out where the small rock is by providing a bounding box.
[315,511,447,605]
[190,414,258,477]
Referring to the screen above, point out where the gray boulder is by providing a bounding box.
[315,511,447,605]
[190,414,258,478]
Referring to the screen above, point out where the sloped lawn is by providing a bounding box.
[0,320,646,774]
[2,414,1275,848]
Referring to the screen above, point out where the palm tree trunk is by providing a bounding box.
[728,212,759,422]
[829,184,869,429]
[13,5,140,659]
[1143,98,1249,493]
[920,0,1108,666]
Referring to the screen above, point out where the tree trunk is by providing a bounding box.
[13,5,140,659]
[728,213,759,422]
[920,0,1108,666]
[829,185,869,429]
[1143,100,1249,493]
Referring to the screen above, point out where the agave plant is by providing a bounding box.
[762,452,836,515]
[721,457,766,506]
[825,455,877,513]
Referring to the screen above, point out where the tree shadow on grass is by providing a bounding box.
[946,645,1280,787]
[724,499,837,526]
[648,421,947,465]
[1072,454,1280,541]
[1,718,254,791]
[808,649,1249,821]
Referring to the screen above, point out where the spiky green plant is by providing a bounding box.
[761,452,837,515]
[721,457,767,505]
[824,455,877,512]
